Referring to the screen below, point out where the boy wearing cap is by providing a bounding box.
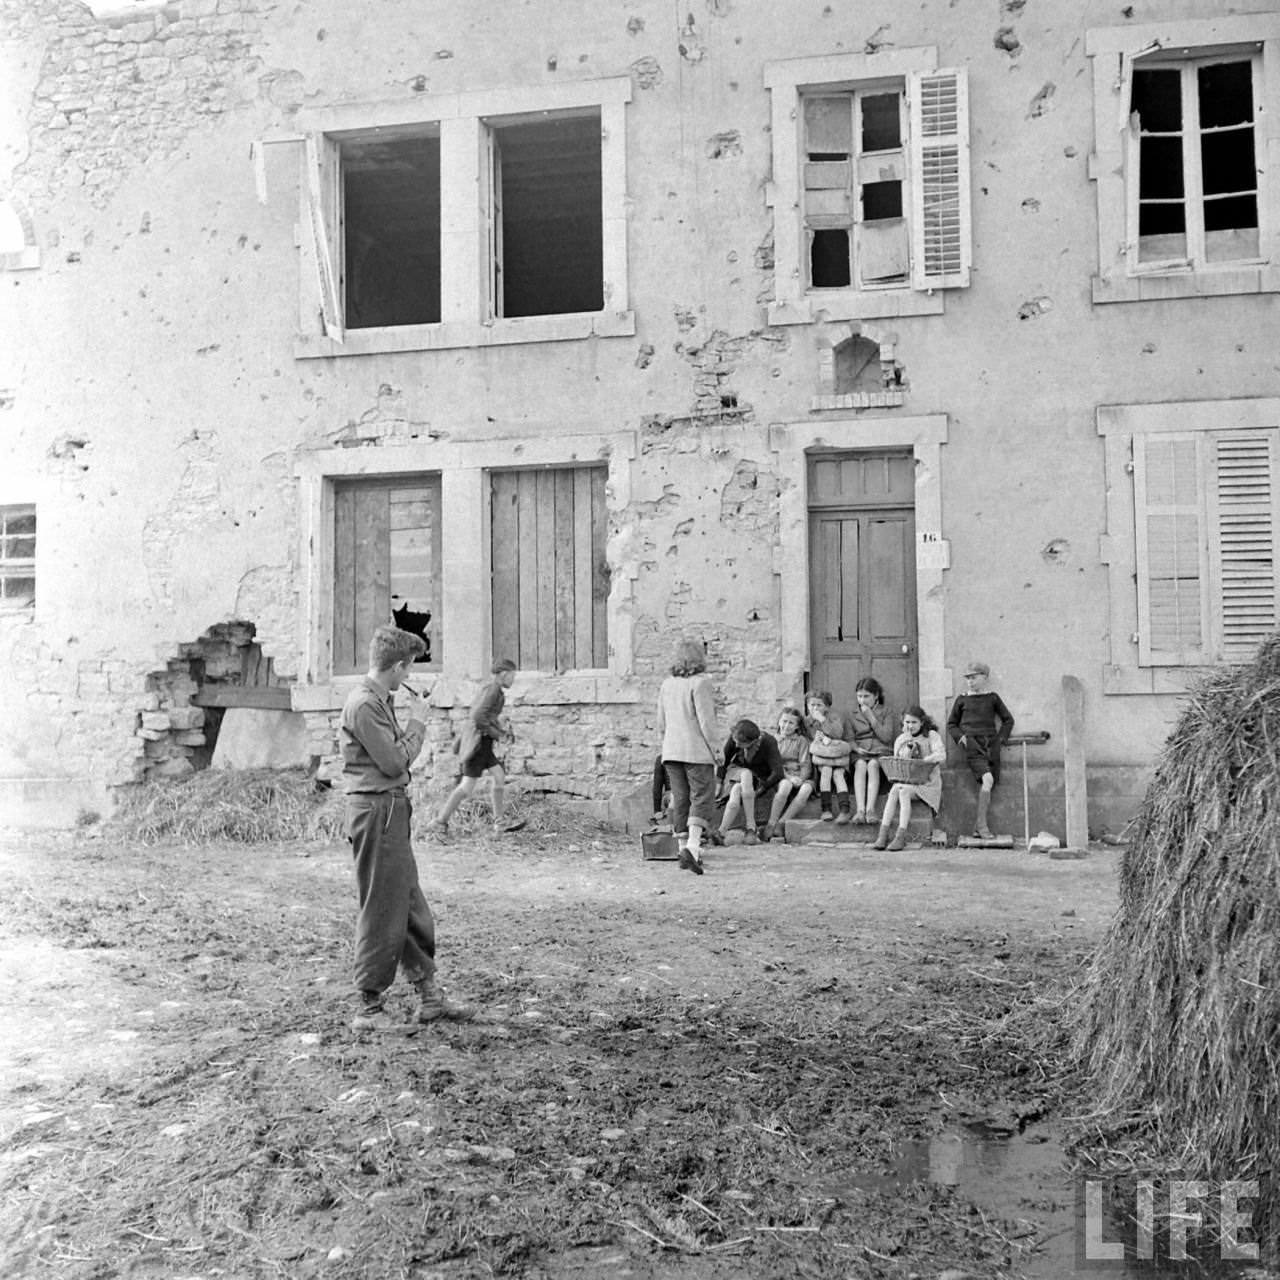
[946,662,1015,840]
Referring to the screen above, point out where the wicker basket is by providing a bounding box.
[879,756,937,785]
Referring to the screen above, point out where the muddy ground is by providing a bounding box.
[0,811,1120,1279]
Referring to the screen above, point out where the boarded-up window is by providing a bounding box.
[1133,430,1278,665]
[800,68,970,294]
[333,478,441,675]
[0,504,35,611]
[490,467,609,671]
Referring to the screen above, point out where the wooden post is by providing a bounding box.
[1062,675,1088,849]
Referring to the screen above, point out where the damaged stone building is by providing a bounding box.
[1,0,1277,834]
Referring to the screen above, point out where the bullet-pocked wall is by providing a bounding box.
[2,0,1276,829]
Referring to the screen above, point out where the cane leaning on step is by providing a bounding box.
[340,624,472,1032]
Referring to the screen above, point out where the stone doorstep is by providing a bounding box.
[783,814,937,847]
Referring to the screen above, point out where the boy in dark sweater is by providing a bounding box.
[710,719,785,846]
[946,661,1015,840]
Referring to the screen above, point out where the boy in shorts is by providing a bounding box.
[946,661,1015,840]
[430,658,525,837]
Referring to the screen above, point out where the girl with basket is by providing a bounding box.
[873,706,946,851]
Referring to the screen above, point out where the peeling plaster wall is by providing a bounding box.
[1,0,1272,821]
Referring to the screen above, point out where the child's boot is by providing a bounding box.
[834,794,852,825]
[819,791,834,821]
[872,823,892,850]
[685,826,705,875]
[887,826,909,852]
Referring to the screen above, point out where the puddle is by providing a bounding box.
[826,1126,1274,1279]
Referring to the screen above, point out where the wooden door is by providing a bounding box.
[808,452,918,714]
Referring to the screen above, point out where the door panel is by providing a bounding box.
[809,507,918,714]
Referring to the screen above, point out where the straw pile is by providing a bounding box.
[1074,634,1280,1232]
[110,767,346,844]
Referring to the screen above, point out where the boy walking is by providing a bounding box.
[946,660,1015,840]
[341,625,471,1031]
[431,658,525,837]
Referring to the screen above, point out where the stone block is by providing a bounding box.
[168,705,204,730]
[182,0,220,18]
[155,757,195,779]
[211,709,311,770]
[140,711,170,732]
[173,731,206,747]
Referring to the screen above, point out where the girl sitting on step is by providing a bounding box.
[873,706,946,852]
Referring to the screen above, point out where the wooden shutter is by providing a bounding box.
[1210,432,1278,663]
[908,68,971,290]
[487,128,505,319]
[304,134,344,342]
[1133,433,1210,666]
[333,478,440,675]
[490,467,608,672]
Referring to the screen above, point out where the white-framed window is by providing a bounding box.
[0,504,36,611]
[292,78,634,358]
[1098,398,1280,692]
[764,47,971,324]
[1086,13,1280,304]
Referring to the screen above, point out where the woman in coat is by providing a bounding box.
[656,638,720,874]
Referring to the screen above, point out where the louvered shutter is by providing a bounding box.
[304,134,344,342]
[1210,432,1278,663]
[1133,433,1210,665]
[908,68,972,290]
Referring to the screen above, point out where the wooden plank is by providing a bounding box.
[867,516,907,640]
[535,469,556,670]
[554,468,576,671]
[490,471,521,666]
[333,486,357,673]
[193,686,294,710]
[590,467,608,668]
[1062,674,1089,850]
[573,468,594,668]
[353,486,390,671]
[820,518,841,642]
[840,517,859,642]
[517,473,539,668]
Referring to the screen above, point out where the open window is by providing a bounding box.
[1130,55,1259,270]
[766,49,971,323]
[332,477,441,675]
[488,112,603,319]
[489,466,609,672]
[1087,13,1280,302]
[0,505,35,612]
[293,78,632,356]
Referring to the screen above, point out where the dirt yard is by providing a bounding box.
[0,812,1121,1279]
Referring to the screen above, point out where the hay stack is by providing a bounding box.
[110,767,345,844]
[1074,635,1280,1230]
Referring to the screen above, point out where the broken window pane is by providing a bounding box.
[862,180,903,222]
[860,93,901,152]
[1131,67,1182,132]
[342,131,441,330]
[333,478,441,674]
[493,112,603,319]
[1198,60,1252,128]
[1201,128,1256,200]
[810,228,851,287]
[1138,136,1185,199]
[0,505,35,610]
